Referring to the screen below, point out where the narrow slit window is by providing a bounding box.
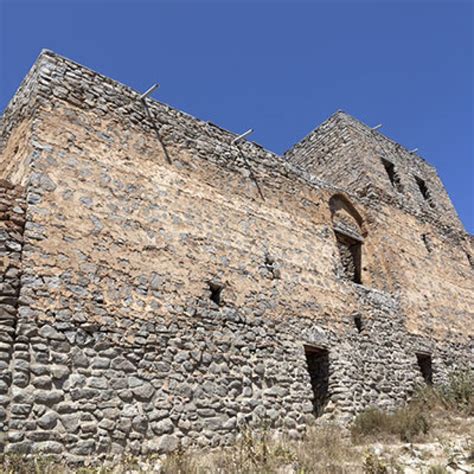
[416,353,433,385]
[422,234,432,253]
[353,314,363,333]
[415,177,434,207]
[381,158,403,192]
[335,231,362,284]
[304,346,329,417]
[466,252,474,270]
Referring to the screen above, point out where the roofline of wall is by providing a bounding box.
[0,49,469,239]
[283,109,436,172]
[1,49,278,155]
[2,49,434,172]
[0,49,374,207]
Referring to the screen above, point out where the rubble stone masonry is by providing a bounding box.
[0,50,472,462]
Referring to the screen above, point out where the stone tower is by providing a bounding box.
[0,50,472,461]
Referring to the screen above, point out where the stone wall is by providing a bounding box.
[0,181,26,452]
[0,50,472,462]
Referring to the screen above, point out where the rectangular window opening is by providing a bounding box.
[416,353,433,385]
[304,346,329,417]
[335,231,362,284]
[381,158,403,192]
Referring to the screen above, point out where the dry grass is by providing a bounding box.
[414,371,474,416]
[293,425,359,473]
[352,370,473,445]
[426,466,449,474]
[362,451,403,474]
[0,454,67,474]
[162,425,359,474]
[351,405,430,443]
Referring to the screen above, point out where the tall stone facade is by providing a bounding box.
[0,50,472,462]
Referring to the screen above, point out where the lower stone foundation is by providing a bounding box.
[1,283,471,461]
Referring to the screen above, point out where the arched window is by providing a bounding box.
[329,194,364,284]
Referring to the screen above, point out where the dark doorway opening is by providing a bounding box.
[416,353,433,385]
[304,346,329,417]
[335,231,362,284]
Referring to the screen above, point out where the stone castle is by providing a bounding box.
[0,50,472,461]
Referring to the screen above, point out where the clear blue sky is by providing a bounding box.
[1,0,473,232]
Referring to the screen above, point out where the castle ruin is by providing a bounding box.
[0,50,472,461]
